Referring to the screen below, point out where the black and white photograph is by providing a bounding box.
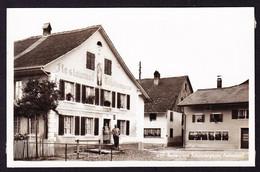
[6,8,255,167]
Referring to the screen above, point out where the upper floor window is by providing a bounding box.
[86,52,95,70]
[149,113,156,121]
[104,59,112,75]
[82,85,95,104]
[170,112,173,122]
[210,113,223,123]
[14,81,23,101]
[117,93,128,109]
[232,109,249,119]
[65,81,75,101]
[192,114,205,123]
[102,90,112,107]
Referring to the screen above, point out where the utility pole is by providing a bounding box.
[139,61,142,80]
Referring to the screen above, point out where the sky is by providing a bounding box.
[7,8,255,91]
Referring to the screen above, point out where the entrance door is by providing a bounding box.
[241,128,249,149]
[103,119,111,144]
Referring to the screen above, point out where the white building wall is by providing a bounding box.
[167,110,183,145]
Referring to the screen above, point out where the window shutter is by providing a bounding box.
[76,83,81,102]
[112,91,116,108]
[108,60,112,75]
[94,118,99,135]
[127,95,130,110]
[192,115,195,123]
[82,85,86,103]
[117,120,121,130]
[220,114,223,122]
[210,114,213,122]
[95,88,99,105]
[202,115,205,122]
[101,89,104,106]
[104,59,107,74]
[117,93,121,108]
[75,116,80,135]
[59,80,65,100]
[232,110,238,119]
[81,117,86,135]
[58,115,64,135]
[246,110,249,119]
[91,54,95,70]
[126,120,130,135]
[86,52,91,69]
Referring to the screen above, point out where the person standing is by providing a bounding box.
[111,124,120,149]
[103,123,110,144]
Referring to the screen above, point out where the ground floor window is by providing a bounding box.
[117,120,130,135]
[64,116,73,134]
[29,117,39,134]
[189,131,228,141]
[14,116,20,134]
[144,128,161,137]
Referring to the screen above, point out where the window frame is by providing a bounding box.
[192,113,205,123]
[188,131,229,141]
[104,58,112,75]
[149,113,157,121]
[86,52,95,70]
[144,128,161,138]
[210,113,223,123]
[64,116,73,135]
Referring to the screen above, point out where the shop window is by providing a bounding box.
[14,116,20,134]
[215,131,221,140]
[104,59,112,75]
[170,112,173,122]
[201,132,208,140]
[189,131,229,141]
[170,128,173,138]
[82,85,95,104]
[14,81,23,101]
[189,131,195,140]
[210,113,223,122]
[117,120,130,135]
[149,113,156,121]
[86,52,95,70]
[194,131,201,140]
[208,132,215,140]
[222,131,229,140]
[144,128,161,138]
[192,114,205,123]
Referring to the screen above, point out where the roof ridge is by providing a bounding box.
[197,81,248,91]
[140,75,188,80]
[14,25,102,43]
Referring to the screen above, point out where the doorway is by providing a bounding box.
[103,119,111,144]
[241,128,249,149]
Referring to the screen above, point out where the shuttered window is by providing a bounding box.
[75,83,81,102]
[75,116,80,135]
[58,115,64,135]
[59,80,65,100]
[86,52,95,70]
[104,59,112,75]
[117,120,130,135]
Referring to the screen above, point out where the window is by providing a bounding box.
[101,90,112,107]
[14,116,20,134]
[232,109,249,119]
[104,59,112,75]
[64,82,75,101]
[117,120,130,135]
[149,113,156,121]
[64,116,72,134]
[117,93,130,109]
[188,131,228,141]
[81,117,99,136]
[144,128,161,137]
[14,81,23,101]
[86,52,95,70]
[170,112,173,122]
[86,118,94,135]
[192,114,205,123]
[82,85,95,104]
[29,117,39,134]
[210,113,223,122]
[170,128,173,138]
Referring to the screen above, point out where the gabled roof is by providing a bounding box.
[14,25,151,101]
[139,76,191,112]
[178,80,249,106]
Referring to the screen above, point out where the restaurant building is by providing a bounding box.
[14,23,151,149]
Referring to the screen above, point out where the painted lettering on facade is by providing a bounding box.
[104,75,132,91]
[56,63,94,81]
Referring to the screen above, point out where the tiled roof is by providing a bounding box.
[178,80,249,106]
[139,76,189,112]
[14,25,100,68]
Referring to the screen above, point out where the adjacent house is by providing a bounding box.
[14,23,151,150]
[138,71,193,146]
[178,77,249,149]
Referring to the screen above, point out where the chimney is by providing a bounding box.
[139,61,142,80]
[154,70,160,86]
[42,23,52,36]
[217,75,222,88]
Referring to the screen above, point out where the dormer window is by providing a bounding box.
[86,52,95,70]
[104,59,112,75]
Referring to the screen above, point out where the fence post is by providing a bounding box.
[98,139,101,155]
[111,147,112,161]
[76,139,79,159]
[65,144,67,161]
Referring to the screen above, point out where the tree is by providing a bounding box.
[14,78,60,158]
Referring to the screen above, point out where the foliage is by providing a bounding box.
[14,133,29,141]
[86,95,95,104]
